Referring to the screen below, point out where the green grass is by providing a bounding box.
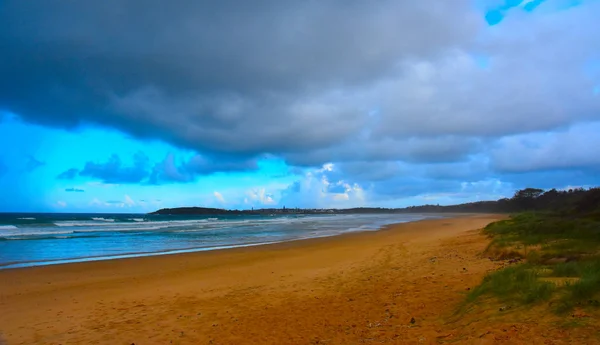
[551,262,582,277]
[483,213,600,252]
[467,264,555,305]
[467,212,600,315]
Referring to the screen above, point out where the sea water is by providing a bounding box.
[0,213,439,269]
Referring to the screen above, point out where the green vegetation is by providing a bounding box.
[466,187,600,315]
[466,264,555,305]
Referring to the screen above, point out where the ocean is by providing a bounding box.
[0,212,439,269]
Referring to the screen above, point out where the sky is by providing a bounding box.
[1,0,599,213]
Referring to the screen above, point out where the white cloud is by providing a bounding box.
[491,122,600,172]
[245,188,276,206]
[280,166,367,208]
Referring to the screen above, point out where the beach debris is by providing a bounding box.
[367,321,381,328]
[410,317,416,324]
[498,305,512,312]
[429,256,437,263]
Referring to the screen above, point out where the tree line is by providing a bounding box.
[400,187,600,217]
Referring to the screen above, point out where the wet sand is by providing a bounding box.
[1,214,597,344]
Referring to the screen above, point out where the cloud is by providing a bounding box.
[1,0,600,208]
[0,0,482,161]
[149,154,193,183]
[80,152,149,183]
[149,153,258,184]
[2,0,599,169]
[491,122,600,173]
[245,188,276,206]
[57,168,79,179]
[279,164,367,208]
[65,187,85,192]
[186,155,258,175]
[283,136,482,167]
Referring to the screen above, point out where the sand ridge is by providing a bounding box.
[1,215,598,344]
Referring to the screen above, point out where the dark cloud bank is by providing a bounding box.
[2,0,600,201]
[58,152,258,185]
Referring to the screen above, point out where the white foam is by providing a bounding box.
[52,219,216,231]
[54,221,120,227]
[78,225,165,232]
[0,229,74,237]
[0,225,18,230]
[91,217,115,222]
[17,217,36,220]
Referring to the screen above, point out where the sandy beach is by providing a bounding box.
[1,214,597,345]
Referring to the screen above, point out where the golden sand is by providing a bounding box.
[1,215,598,344]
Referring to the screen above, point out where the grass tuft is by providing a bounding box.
[467,264,555,305]
[468,212,600,315]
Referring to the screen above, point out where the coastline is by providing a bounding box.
[0,214,512,344]
[0,213,442,270]
[0,213,449,270]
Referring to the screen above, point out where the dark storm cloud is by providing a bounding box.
[186,155,258,175]
[330,158,492,186]
[0,0,480,159]
[1,0,600,202]
[283,136,481,167]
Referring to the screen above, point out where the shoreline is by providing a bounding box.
[0,213,454,270]
[0,214,507,344]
